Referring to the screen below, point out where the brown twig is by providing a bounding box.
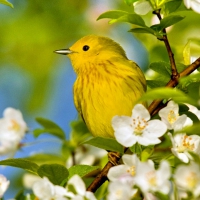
[87,152,121,192]
[148,57,200,115]
[153,10,179,79]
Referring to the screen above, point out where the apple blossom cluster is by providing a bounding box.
[110,101,200,199]
[0,107,27,157]
[30,175,97,200]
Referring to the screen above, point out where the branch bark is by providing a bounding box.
[87,152,121,192]
[153,10,179,79]
[148,57,200,115]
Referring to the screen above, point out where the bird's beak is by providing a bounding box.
[54,49,73,55]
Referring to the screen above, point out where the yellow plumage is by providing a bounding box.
[55,35,146,138]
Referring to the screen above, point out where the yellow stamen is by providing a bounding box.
[186,172,198,188]
[177,135,195,153]
[168,110,178,124]
[133,117,148,135]
[146,171,157,186]
[127,166,136,176]
[8,119,20,131]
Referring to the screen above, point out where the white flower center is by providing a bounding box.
[115,189,123,198]
[186,172,198,189]
[132,117,148,135]
[177,135,195,153]
[146,171,157,187]
[8,119,20,131]
[127,166,135,176]
[167,110,178,124]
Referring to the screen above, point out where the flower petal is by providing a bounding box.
[191,0,200,13]
[144,120,167,137]
[112,116,132,131]
[132,104,150,121]
[114,129,137,147]
[67,175,86,196]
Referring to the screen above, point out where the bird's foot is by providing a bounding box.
[108,152,121,166]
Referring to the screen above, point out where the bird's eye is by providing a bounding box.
[83,45,90,51]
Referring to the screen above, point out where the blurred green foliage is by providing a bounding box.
[0,0,89,111]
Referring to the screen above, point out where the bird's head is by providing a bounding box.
[55,35,127,73]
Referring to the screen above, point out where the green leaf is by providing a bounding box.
[35,117,65,140]
[37,164,69,185]
[124,0,137,6]
[68,165,100,179]
[97,10,128,21]
[162,0,182,15]
[141,148,154,161]
[187,82,200,103]
[176,63,187,73]
[137,87,197,106]
[179,72,200,87]
[183,40,191,65]
[149,62,171,77]
[0,0,13,8]
[25,153,66,165]
[0,158,39,174]
[179,103,189,113]
[129,143,142,155]
[83,137,124,154]
[109,14,146,26]
[15,190,27,200]
[70,120,90,144]
[147,80,168,88]
[181,122,200,135]
[129,27,155,35]
[154,192,169,200]
[159,15,185,30]
[184,111,200,123]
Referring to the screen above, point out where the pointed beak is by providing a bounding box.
[54,49,73,55]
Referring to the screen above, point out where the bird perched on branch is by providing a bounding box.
[55,35,146,138]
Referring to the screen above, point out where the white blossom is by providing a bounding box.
[107,181,137,200]
[107,154,139,185]
[174,162,200,197]
[159,101,193,131]
[184,0,200,13]
[112,104,167,147]
[0,174,10,198]
[66,144,107,168]
[169,133,200,163]
[134,160,171,195]
[187,104,200,120]
[66,175,97,200]
[32,177,68,200]
[23,173,42,189]
[0,107,27,156]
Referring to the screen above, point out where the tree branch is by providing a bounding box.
[148,57,200,115]
[87,152,121,192]
[153,10,179,79]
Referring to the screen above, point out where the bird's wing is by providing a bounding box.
[128,60,147,92]
[73,84,86,123]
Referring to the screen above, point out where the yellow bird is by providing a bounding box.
[55,35,146,138]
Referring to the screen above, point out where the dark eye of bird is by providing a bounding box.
[83,45,90,51]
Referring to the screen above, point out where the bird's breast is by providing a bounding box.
[73,61,145,138]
